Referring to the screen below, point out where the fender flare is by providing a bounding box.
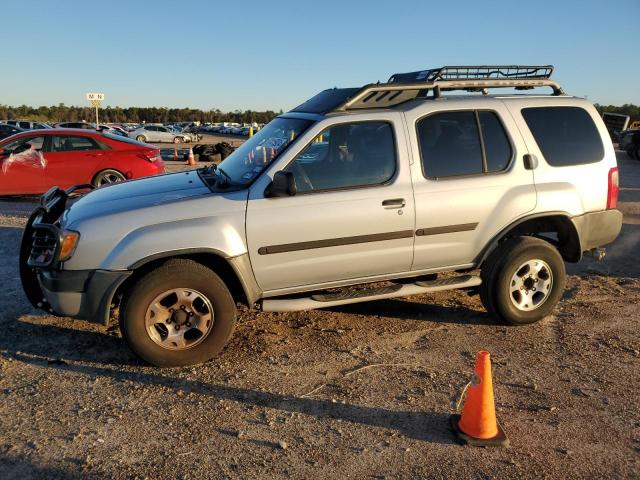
[127,248,262,305]
[474,211,581,266]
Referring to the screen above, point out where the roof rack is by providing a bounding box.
[333,65,564,111]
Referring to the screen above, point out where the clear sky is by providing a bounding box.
[1,0,638,111]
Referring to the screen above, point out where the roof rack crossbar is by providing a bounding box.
[334,65,564,111]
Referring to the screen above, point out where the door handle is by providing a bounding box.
[382,198,406,209]
[523,153,538,170]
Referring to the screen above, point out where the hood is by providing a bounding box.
[64,171,210,227]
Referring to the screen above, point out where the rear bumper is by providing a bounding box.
[573,209,623,252]
[38,269,131,326]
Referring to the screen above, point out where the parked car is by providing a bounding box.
[129,125,187,143]
[620,129,640,159]
[0,129,164,195]
[4,120,51,130]
[54,122,96,130]
[20,65,622,367]
[0,123,23,140]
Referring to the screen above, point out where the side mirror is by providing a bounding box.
[265,171,297,197]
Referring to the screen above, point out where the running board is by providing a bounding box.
[261,275,481,312]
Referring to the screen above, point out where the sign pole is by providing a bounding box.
[86,93,105,128]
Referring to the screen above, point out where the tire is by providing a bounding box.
[136,135,146,142]
[479,236,565,325]
[192,144,204,155]
[93,169,127,187]
[218,143,234,160]
[635,145,640,160]
[173,136,182,144]
[120,259,236,367]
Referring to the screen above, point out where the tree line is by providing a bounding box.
[1,102,638,125]
[0,104,283,125]
[594,103,640,122]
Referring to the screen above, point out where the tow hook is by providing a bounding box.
[589,248,606,262]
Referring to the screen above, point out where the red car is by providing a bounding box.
[0,129,165,195]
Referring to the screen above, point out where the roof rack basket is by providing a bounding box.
[334,65,564,111]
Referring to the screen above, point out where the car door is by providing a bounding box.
[405,100,536,270]
[43,135,106,189]
[246,113,415,293]
[0,135,46,194]
[149,126,162,142]
[157,127,173,142]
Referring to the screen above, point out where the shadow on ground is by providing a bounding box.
[2,344,455,446]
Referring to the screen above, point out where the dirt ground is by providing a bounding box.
[0,151,638,479]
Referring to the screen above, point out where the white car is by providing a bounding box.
[129,125,186,143]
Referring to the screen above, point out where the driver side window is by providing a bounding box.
[285,121,396,193]
[3,135,45,153]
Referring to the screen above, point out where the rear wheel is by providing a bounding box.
[173,136,182,144]
[93,169,126,187]
[120,259,236,367]
[480,236,565,325]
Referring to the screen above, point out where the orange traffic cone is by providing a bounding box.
[186,147,195,166]
[451,351,509,447]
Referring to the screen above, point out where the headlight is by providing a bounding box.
[59,230,80,262]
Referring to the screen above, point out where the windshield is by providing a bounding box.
[216,117,313,185]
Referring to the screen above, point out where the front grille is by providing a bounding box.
[28,224,61,268]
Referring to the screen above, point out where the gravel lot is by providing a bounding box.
[0,152,638,479]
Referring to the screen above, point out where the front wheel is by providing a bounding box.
[480,236,566,325]
[173,136,182,144]
[120,259,236,367]
[136,135,146,142]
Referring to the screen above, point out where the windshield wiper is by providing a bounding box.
[215,167,236,188]
[201,163,217,175]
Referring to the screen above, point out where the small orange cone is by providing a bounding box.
[185,147,195,166]
[451,351,509,447]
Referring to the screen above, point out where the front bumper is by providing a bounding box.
[19,185,132,326]
[37,269,131,326]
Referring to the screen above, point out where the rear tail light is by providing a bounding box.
[607,167,619,209]
[139,150,162,162]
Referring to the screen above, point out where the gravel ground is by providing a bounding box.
[0,152,638,479]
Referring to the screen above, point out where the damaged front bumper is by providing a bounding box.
[19,185,131,326]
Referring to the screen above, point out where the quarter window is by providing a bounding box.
[417,110,512,178]
[479,112,512,172]
[521,107,604,166]
[285,122,396,193]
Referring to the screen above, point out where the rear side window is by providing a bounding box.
[417,110,512,178]
[522,107,604,166]
[50,136,101,152]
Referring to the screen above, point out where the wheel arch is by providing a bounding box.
[475,212,582,267]
[112,249,261,318]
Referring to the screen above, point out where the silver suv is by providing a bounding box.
[20,65,623,367]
